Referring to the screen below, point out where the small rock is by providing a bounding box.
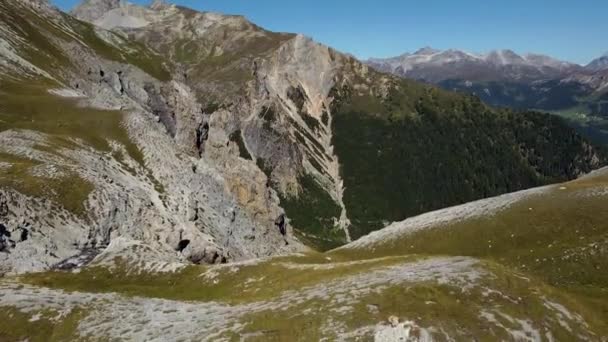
[0,195,8,217]
[187,199,198,222]
[388,315,399,328]
[366,304,379,314]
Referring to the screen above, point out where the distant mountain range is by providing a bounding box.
[367,48,608,143]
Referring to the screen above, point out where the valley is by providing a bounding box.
[0,0,607,340]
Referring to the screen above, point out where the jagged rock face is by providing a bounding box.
[71,0,122,23]
[70,0,360,245]
[0,0,305,274]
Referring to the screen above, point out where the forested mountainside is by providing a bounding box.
[332,79,603,238]
[368,48,608,145]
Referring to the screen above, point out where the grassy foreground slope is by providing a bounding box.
[0,169,607,340]
[339,168,608,289]
[338,167,608,333]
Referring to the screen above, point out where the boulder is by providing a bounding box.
[186,198,198,222]
[183,240,226,265]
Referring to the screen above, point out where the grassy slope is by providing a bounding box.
[0,1,170,82]
[0,307,88,342]
[233,261,606,341]
[337,171,608,284]
[0,1,163,215]
[0,174,606,339]
[0,80,143,215]
[148,6,294,104]
[338,170,608,328]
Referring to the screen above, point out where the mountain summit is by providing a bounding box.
[70,0,122,22]
[366,47,581,82]
[586,52,608,71]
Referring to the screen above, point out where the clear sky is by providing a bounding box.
[52,0,607,65]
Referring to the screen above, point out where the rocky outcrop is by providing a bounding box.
[71,0,122,23]
[0,0,306,274]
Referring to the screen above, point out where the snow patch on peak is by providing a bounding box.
[414,46,440,55]
[484,49,525,66]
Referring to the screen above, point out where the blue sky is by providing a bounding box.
[53,0,607,65]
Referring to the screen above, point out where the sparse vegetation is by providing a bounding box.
[22,254,411,303]
[301,112,321,132]
[0,80,148,215]
[2,2,608,340]
[66,16,171,81]
[234,262,608,340]
[278,174,345,251]
[0,152,93,216]
[10,172,608,340]
[0,81,144,165]
[0,306,89,342]
[0,3,72,80]
[340,174,608,290]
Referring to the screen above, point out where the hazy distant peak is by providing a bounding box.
[586,53,608,71]
[149,0,168,10]
[71,0,123,22]
[414,46,440,55]
[72,0,179,29]
[483,49,525,66]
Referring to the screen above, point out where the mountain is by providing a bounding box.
[1,0,608,338]
[367,47,582,83]
[586,52,608,71]
[368,49,608,144]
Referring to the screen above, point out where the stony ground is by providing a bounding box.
[1,169,608,341]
